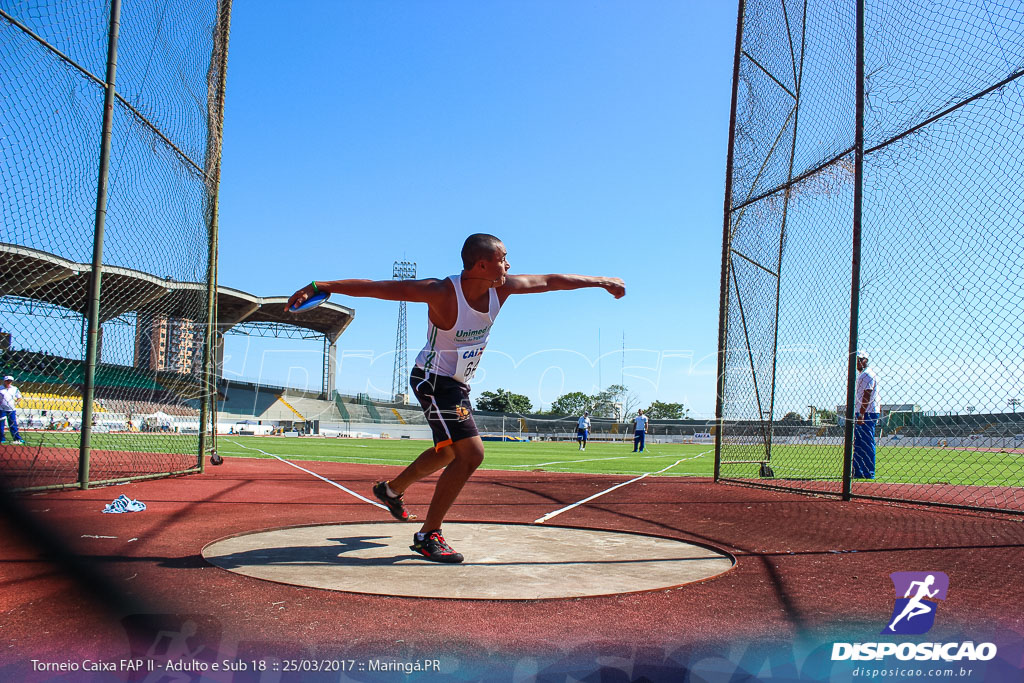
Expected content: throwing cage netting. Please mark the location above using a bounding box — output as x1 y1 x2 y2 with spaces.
0 0 231 490
716 0 1024 513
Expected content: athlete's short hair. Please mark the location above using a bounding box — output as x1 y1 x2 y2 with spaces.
461 233 503 270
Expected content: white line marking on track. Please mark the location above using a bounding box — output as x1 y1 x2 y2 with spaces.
225 440 387 511
508 447 704 469
512 456 631 467
533 449 712 524
216 449 408 464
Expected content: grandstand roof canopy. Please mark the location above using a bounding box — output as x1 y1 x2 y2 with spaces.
0 243 354 341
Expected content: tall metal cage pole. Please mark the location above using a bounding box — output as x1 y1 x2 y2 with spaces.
714 0 747 482
79 0 122 489
391 261 416 401
764 2 808 475
841 0 867 500
199 0 233 471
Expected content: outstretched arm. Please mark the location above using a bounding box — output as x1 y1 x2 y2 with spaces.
285 278 448 312
498 274 625 304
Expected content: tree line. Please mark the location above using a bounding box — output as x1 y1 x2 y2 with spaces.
475 384 689 420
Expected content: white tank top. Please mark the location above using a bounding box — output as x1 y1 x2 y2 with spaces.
414 274 500 383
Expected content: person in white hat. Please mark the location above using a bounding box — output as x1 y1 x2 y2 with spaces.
853 351 879 478
0 375 25 445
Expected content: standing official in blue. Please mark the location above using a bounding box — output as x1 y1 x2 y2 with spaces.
576 411 591 451
0 375 24 445
287 234 625 563
632 409 649 452
853 351 880 479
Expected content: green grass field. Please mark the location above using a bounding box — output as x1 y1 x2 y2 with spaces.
215 436 718 478
216 436 1023 486
719 443 1023 487
15 432 1022 486
17 430 199 454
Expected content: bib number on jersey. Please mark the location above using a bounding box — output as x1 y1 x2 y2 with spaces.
454 344 485 383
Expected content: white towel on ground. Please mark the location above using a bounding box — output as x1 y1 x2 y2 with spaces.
102 494 146 513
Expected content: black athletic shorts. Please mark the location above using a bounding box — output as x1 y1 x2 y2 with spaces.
410 366 479 448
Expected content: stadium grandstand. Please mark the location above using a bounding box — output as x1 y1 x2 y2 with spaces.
0 243 353 442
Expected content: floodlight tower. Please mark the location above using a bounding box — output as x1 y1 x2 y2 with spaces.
392 260 416 401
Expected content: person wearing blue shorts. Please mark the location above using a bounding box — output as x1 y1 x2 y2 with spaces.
287 234 625 563
632 409 648 452
576 411 591 450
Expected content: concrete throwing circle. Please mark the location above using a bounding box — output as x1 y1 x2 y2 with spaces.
202 521 734 600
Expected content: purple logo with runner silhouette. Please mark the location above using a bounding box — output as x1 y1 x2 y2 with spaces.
882 572 949 635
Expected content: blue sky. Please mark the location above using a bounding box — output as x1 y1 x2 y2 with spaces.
216 1 739 417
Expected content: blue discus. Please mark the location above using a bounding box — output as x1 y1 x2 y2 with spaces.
289 290 329 312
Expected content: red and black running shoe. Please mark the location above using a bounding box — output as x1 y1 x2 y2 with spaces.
373 481 413 521
410 529 464 564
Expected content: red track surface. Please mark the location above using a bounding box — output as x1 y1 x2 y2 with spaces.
2 455 1023 679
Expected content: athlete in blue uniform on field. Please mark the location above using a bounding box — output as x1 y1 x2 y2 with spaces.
287 234 624 563
576 411 591 451
632 409 648 452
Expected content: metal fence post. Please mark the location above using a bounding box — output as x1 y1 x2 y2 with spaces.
715 0 747 482
79 0 122 490
199 0 233 470
842 0 867 500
